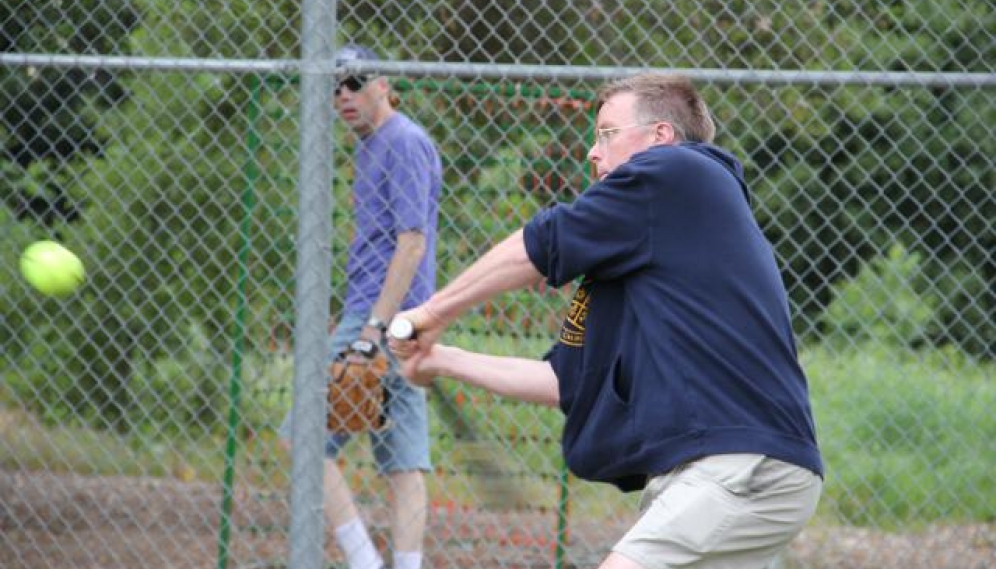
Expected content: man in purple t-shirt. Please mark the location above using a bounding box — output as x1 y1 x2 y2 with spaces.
281 44 441 569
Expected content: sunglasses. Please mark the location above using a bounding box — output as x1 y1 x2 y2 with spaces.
334 75 369 96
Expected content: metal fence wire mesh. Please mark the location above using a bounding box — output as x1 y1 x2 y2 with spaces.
2 1 995 568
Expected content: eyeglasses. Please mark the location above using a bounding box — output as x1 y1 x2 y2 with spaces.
595 120 663 147
334 75 369 96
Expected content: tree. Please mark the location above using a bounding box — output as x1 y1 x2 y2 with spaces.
0 0 138 225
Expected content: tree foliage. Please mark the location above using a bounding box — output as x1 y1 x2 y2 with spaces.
2 0 993 433
0 0 139 225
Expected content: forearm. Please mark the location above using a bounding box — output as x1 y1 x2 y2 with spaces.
370 231 426 323
427 229 543 324
425 345 559 407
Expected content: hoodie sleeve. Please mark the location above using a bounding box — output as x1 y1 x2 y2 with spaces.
524 160 652 287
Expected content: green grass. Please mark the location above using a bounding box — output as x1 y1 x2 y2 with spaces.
0 404 222 480
805 344 996 528
3 335 994 529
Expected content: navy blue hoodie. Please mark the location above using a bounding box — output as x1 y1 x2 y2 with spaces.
523 143 823 492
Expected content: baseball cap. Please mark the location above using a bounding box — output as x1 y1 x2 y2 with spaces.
335 44 380 66
333 45 381 96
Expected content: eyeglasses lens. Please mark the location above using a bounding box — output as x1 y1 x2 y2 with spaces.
334 76 368 96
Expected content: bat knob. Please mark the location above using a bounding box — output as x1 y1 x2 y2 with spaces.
388 317 415 340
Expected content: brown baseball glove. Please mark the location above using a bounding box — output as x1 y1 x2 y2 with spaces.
327 339 391 433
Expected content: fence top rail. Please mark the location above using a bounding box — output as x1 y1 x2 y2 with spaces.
3 52 995 88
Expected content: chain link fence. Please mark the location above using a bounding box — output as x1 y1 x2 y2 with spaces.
2 1 994 568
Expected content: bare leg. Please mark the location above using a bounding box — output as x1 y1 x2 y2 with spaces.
598 552 650 569
324 458 361 528
386 469 427 552
278 437 361 527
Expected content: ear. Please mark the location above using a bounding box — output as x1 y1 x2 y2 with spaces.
654 122 677 144
372 76 391 95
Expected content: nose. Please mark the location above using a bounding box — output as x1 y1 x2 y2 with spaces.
586 142 601 168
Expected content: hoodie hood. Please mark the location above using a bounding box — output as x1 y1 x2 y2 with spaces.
680 142 752 205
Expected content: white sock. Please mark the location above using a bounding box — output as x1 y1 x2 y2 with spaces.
334 519 383 569
392 551 422 569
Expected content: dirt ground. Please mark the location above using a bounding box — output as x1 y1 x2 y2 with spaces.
1 469 993 569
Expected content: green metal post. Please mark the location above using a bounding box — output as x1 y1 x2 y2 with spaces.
215 73 263 569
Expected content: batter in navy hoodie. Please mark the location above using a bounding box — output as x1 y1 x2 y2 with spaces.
523 142 823 492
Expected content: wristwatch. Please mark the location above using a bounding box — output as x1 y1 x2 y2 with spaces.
366 316 388 334
350 339 378 358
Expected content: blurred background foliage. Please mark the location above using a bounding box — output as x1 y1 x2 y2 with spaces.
1 0 993 446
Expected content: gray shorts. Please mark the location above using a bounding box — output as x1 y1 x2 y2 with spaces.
613 454 822 569
279 312 432 474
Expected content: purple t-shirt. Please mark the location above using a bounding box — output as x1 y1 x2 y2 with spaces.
344 113 442 312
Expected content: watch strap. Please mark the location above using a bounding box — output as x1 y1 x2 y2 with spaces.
366 316 388 333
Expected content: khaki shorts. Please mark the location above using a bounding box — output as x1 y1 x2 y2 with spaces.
612 454 822 569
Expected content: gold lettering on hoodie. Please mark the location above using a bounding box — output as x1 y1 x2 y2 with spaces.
560 280 591 347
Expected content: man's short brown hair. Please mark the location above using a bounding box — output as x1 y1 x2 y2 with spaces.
596 73 716 143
